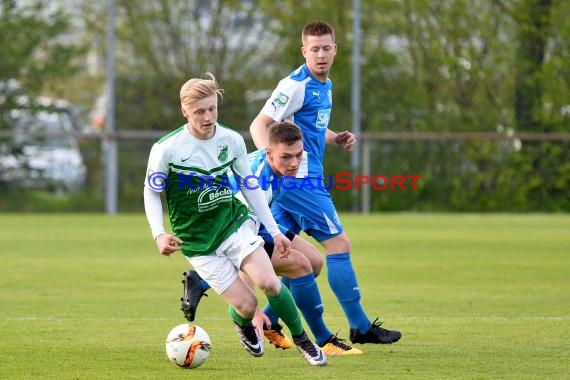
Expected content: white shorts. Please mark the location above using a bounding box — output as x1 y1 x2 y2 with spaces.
185 219 264 294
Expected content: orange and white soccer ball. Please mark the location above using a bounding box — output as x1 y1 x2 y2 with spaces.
165 323 211 368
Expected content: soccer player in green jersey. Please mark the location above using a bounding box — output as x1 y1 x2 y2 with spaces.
143 73 326 366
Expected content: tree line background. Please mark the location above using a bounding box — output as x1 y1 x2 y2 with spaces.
1 0 568 212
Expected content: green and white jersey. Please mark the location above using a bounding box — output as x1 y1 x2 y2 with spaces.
145 123 250 256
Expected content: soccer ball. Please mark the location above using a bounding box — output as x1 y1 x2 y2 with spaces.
165 323 211 368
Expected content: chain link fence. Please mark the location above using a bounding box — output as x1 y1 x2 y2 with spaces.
1 129 568 213
329 133 570 213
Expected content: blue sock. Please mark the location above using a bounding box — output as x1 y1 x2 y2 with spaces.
326 253 370 333
199 279 210 291
263 276 290 327
289 273 332 346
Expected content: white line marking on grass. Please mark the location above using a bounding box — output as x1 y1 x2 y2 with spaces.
5 317 173 321
5 316 569 322
395 316 570 321
322 316 570 322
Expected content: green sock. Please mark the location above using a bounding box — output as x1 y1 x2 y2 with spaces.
228 305 253 326
267 285 303 336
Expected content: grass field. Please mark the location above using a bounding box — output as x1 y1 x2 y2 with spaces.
0 213 569 379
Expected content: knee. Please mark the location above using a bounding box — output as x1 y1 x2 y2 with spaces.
297 240 323 277
283 252 313 278
304 244 323 276
311 255 324 277
257 275 281 297
273 249 314 278
325 234 351 253
337 234 351 252
232 296 258 317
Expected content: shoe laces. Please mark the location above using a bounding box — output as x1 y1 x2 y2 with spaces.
370 317 394 338
297 338 319 358
371 317 384 326
238 323 259 344
328 334 352 351
264 326 287 342
370 317 385 330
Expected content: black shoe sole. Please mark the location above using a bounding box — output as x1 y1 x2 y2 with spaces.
181 271 207 322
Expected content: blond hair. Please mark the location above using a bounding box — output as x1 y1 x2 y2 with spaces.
179 72 224 107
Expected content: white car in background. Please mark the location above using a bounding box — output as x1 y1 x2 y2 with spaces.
0 96 87 193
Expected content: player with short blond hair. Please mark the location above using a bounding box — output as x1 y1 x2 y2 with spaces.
144 73 326 366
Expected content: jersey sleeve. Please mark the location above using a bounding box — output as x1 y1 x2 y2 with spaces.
144 142 170 192
260 78 305 122
230 135 251 179
143 186 165 239
231 135 280 237
143 142 169 239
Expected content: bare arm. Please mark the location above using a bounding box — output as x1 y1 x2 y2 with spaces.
250 113 277 149
325 129 338 145
326 129 357 151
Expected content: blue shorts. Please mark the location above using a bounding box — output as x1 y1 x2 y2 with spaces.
271 177 344 243
259 224 295 257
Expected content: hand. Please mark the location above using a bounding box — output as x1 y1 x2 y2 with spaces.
335 131 357 151
273 233 291 259
155 234 183 256
253 307 271 339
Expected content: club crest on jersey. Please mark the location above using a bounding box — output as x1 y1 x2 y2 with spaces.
217 144 229 162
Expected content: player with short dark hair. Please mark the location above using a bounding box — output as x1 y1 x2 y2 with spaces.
183 120 363 356
249 21 401 345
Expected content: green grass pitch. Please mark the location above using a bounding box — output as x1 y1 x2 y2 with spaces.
0 213 568 379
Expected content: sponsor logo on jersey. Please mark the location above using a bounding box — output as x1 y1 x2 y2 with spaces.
197 187 232 212
271 92 289 111
316 109 331 129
